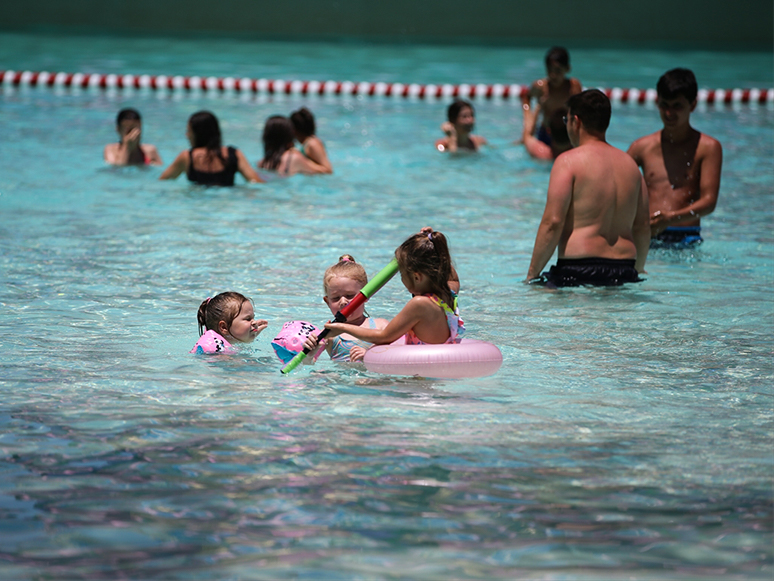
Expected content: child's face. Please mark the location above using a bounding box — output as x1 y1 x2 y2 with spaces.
657 95 695 128
227 301 262 343
454 106 475 133
324 276 364 321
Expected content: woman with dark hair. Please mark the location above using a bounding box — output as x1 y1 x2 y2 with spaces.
289 107 332 173
160 110 262 185
258 115 329 177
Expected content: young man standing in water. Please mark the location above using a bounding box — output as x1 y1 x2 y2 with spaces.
627 68 723 247
522 46 583 149
526 90 650 287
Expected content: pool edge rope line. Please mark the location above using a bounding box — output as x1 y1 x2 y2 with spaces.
1 70 773 106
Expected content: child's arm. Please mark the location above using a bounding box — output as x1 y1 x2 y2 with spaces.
235 149 264 183
325 297 429 345
159 151 188 180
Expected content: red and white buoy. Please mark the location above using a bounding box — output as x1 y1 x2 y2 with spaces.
1 70 772 105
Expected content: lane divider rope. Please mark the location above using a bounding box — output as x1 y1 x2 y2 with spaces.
2 70 773 105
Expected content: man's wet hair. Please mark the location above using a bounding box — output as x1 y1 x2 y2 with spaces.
566 89 611 135
116 108 141 125
545 46 570 69
447 99 474 123
657 68 698 103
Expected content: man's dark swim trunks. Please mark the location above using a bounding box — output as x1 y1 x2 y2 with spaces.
651 226 703 248
540 257 642 288
537 125 552 147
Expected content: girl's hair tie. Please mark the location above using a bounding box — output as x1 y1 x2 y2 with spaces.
427 232 433 241
205 297 212 304
339 254 355 263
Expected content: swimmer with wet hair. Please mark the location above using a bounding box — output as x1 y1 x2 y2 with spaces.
527 89 650 287
160 110 262 185
290 107 333 173
190 291 268 354
104 108 162 166
302 254 390 363
627 68 723 247
259 115 330 177
436 99 487 153
522 47 583 149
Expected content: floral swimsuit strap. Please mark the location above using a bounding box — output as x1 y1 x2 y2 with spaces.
425 292 465 343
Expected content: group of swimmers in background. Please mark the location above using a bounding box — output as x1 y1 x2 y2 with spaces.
104 106 332 186
101 46 724 356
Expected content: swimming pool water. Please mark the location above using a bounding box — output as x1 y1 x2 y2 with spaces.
0 32 772 579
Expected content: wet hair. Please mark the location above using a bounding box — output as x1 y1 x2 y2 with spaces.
396 231 454 307
290 107 316 140
197 292 250 336
447 99 474 123
323 255 368 295
261 115 295 171
188 110 225 164
116 108 141 125
657 68 698 103
548 106 570 146
545 46 570 69
566 89 611 135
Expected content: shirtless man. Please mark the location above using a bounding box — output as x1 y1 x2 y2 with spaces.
526 89 650 287
104 108 162 166
522 47 582 149
436 99 487 153
628 68 722 247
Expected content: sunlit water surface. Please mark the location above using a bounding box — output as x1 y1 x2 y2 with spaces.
0 32 772 579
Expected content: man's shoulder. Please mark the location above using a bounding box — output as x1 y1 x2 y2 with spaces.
697 131 722 154
629 131 660 149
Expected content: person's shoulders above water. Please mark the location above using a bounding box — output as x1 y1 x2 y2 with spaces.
140 144 163 165
627 130 661 163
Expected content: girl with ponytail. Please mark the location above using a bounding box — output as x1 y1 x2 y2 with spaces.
321 228 464 346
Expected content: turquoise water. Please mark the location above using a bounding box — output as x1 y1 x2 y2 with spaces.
1 32 773 579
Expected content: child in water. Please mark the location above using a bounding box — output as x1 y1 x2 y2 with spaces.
191 292 268 354
290 107 333 173
436 100 487 153
104 108 162 166
318 230 464 347
305 255 389 363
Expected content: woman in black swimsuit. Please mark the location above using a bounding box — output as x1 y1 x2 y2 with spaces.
160 111 262 186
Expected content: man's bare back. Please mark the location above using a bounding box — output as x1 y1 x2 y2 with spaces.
527 89 649 285
556 141 645 261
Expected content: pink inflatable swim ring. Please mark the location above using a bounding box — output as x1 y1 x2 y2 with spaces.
363 338 502 378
